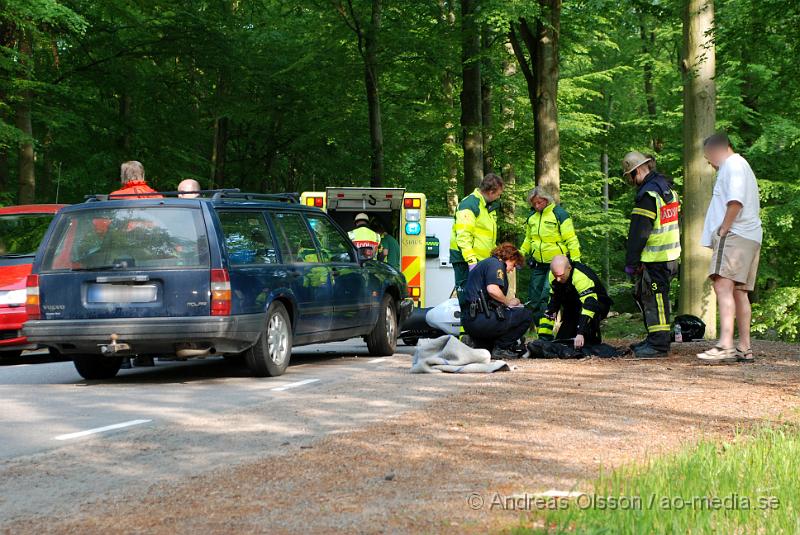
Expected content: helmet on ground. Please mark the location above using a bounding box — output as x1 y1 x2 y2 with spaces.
622 151 652 177
673 314 706 341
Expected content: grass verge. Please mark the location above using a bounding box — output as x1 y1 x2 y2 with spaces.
514 425 800 534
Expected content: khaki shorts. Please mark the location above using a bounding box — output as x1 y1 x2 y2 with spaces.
709 231 761 291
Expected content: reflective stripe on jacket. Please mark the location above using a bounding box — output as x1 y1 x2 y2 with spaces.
519 203 581 264
449 188 497 265
348 226 382 257
639 190 681 263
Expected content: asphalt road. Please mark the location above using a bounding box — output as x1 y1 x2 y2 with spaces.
0 340 480 524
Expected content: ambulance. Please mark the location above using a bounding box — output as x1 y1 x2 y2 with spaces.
301 188 433 307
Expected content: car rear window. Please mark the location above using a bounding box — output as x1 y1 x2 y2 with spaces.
0 213 55 257
40 207 210 271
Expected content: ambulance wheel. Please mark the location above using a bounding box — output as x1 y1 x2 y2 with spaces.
245 301 292 377
73 355 123 380
367 295 397 356
402 337 419 346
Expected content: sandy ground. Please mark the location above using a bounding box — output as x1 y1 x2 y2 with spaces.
4 340 800 534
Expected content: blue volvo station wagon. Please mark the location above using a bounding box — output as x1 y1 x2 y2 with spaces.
23 191 412 380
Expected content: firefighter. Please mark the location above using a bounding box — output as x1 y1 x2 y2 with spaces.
449 173 504 306
461 243 532 359
519 186 582 328
623 151 681 359
537 256 611 349
347 213 382 259
110 161 162 199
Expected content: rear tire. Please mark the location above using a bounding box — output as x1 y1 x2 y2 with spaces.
73 355 123 380
366 295 398 356
244 301 292 377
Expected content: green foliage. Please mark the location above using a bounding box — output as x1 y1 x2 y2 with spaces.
752 288 800 342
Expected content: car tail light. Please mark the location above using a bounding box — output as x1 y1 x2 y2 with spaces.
404 198 421 209
210 269 231 316
314 197 323 207
26 275 40 320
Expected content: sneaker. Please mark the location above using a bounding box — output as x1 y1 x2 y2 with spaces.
736 347 754 363
633 344 668 359
696 346 737 364
492 347 519 360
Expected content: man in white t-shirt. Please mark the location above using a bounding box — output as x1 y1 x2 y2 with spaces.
697 133 762 364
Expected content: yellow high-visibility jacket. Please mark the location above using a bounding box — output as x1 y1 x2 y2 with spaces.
520 203 581 264
449 188 498 265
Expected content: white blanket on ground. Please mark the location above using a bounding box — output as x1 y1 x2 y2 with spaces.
410 335 510 373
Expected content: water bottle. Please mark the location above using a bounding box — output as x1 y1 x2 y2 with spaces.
674 324 683 343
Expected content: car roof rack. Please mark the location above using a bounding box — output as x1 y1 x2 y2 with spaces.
212 190 299 203
83 189 299 203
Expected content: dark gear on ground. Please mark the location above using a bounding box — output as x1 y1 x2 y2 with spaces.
461 256 533 353
526 339 625 359
537 262 612 345
672 314 706 342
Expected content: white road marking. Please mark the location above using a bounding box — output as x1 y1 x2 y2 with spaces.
270 378 320 392
54 419 152 441
368 358 386 364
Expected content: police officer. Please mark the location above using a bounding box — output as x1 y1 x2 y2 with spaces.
348 213 382 259
623 152 681 358
461 243 533 360
519 186 582 327
450 173 504 305
537 256 612 349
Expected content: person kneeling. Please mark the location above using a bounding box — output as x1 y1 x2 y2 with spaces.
538 256 612 350
461 243 533 360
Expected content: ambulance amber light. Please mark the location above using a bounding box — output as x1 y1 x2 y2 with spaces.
408 287 421 298
405 222 421 235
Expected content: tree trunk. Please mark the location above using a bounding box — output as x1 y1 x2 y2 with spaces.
460 0 483 195
210 116 229 189
680 0 717 338
16 30 35 204
499 48 517 243
118 93 132 153
439 1 459 213
601 91 612 289
534 0 561 201
507 1 561 201
363 0 383 186
639 11 662 152
481 24 493 175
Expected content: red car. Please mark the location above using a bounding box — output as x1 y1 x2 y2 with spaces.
0 204 66 358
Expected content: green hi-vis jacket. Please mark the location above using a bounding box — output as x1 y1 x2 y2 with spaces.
449 189 498 265
537 262 610 339
519 203 581 264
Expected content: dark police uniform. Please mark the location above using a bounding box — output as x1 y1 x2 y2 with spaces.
537 262 612 344
626 171 681 354
461 256 533 350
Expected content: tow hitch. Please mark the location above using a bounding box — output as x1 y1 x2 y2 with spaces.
99 333 132 355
